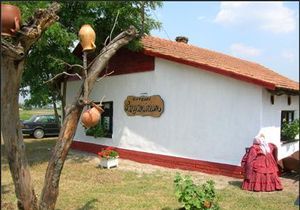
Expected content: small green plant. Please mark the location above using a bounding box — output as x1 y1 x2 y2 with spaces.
85 119 108 138
174 173 220 210
281 119 299 142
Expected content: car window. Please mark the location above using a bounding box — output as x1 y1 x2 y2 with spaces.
47 116 57 123
28 115 37 122
34 116 48 123
48 116 61 123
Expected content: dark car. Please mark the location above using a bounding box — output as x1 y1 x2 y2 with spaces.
21 115 60 138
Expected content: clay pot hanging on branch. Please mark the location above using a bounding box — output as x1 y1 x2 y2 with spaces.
1 4 22 37
78 24 96 52
81 104 104 128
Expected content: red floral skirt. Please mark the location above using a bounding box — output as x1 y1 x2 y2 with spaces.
242 171 283 192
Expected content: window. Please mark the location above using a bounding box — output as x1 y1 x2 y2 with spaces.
85 101 113 138
280 110 294 140
34 116 48 123
281 111 294 125
101 101 113 137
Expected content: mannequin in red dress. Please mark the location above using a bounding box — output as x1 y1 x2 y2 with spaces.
241 133 283 192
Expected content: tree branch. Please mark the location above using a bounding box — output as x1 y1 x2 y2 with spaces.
39 26 138 209
96 70 114 82
44 72 82 84
1 2 61 61
109 11 120 43
87 26 138 80
1 3 61 210
49 55 84 70
17 2 61 53
1 39 25 60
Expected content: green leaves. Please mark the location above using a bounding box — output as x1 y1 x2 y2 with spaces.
85 120 108 138
174 173 220 210
4 1 50 22
18 2 162 108
281 119 299 142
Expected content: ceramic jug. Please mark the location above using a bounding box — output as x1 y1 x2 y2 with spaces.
1 4 21 36
81 105 104 128
78 24 96 52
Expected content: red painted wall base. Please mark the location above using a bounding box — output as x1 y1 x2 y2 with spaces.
71 140 243 179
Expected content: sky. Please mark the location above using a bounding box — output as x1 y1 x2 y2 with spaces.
150 1 299 82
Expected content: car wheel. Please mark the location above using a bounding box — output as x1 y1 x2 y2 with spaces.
33 129 44 139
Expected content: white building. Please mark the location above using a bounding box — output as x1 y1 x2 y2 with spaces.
67 36 299 178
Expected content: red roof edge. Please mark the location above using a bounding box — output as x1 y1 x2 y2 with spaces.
143 49 276 90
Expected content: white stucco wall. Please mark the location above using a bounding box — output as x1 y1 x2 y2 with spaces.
67 58 271 166
260 89 299 160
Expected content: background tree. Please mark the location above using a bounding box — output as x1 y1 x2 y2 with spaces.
1 1 161 209
16 1 162 120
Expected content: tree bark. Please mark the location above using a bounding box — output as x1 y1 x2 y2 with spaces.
1 2 137 209
1 3 60 210
39 26 138 209
1 57 38 210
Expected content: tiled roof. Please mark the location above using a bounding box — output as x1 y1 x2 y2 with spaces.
141 36 299 92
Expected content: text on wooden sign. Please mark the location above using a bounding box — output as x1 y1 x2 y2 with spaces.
124 95 164 117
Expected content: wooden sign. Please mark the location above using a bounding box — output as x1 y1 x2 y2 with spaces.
124 95 164 117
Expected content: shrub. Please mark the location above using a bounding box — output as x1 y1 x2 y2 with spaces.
85 119 108 138
174 173 220 210
281 119 299 142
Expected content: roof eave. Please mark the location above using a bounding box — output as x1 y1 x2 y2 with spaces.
268 87 300 96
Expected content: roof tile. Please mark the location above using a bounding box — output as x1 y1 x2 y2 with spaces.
141 36 299 91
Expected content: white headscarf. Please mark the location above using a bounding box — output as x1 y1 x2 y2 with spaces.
253 133 270 154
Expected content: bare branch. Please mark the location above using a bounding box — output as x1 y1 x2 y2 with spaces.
49 55 84 70
96 70 114 82
44 72 82 84
87 26 138 84
17 2 61 53
99 95 106 105
103 11 120 47
110 11 120 42
39 26 138 209
87 26 138 71
103 35 110 47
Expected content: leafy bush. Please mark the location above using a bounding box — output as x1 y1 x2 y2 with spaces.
281 119 299 142
174 173 220 210
85 119 108 138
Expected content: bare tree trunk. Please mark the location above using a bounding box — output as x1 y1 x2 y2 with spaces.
1 3 60 210
1 57 38 210
39 26 138 210
1 2 137 209
39 102 83 210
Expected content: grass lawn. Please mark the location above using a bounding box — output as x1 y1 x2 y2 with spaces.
1 138 299 210
19 108 56 121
